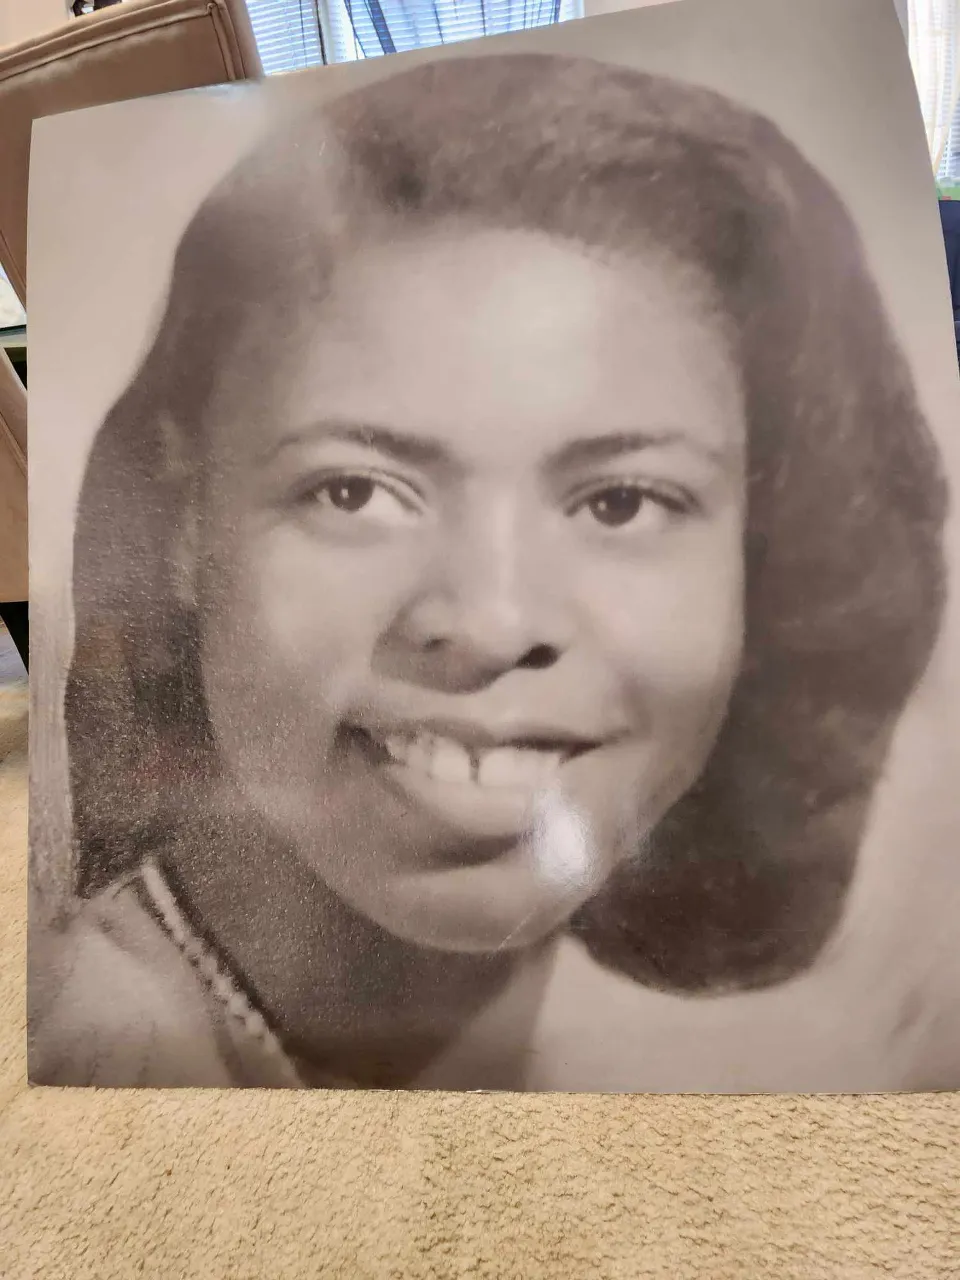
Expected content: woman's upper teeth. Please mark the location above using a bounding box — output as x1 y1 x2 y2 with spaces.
382 732 567 789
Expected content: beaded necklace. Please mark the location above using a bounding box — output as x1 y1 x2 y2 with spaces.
137 859 305 1088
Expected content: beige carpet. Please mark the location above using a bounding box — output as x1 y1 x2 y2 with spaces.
2 675 959 1277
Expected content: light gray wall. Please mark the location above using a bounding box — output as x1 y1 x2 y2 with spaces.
583 0 911 42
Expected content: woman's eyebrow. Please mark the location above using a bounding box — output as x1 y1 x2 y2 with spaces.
548 429 732 472
262 421 452 469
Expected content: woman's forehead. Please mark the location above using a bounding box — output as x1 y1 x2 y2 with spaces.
205 224 745 474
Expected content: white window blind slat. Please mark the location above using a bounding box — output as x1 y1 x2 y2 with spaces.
245 0 581 75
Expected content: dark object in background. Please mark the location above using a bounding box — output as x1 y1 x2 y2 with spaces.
0 601 27 670
72 1 123 14
938 199 960 365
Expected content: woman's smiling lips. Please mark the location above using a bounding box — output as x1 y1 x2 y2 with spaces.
343 716 613 840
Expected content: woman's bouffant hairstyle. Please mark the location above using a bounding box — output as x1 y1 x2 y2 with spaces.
64 53 948 994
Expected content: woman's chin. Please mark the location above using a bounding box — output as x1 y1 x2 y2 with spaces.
340 817 611 954
369 877 577 954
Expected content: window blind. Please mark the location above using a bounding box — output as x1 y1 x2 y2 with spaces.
909 0 960 179
245 0 581 74
245 0 325 74
0 264 26 331
322 0 582 64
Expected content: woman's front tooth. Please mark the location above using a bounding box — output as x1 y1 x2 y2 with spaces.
406 735 433 775
478 747 529 783
516 750 550 790
539 752 564 786
429 737 473 783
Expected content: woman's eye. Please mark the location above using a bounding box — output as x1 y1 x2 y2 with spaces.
585 486 646 528
323 477 376 513
571 484 686 531
304 474 422 528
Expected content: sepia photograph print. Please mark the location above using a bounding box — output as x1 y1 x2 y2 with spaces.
26 0 960 1090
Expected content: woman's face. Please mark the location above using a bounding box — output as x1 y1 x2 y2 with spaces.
192 225 747 952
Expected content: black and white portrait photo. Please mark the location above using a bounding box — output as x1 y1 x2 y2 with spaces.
26 0 960 1091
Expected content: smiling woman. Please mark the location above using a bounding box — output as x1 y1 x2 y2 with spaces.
190 225 746 957
29 52 948 1090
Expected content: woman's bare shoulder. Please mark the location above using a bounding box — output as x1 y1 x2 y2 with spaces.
28 876 232 1087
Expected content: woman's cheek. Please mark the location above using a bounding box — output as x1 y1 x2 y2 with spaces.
586 538 743 711
237 530 425 716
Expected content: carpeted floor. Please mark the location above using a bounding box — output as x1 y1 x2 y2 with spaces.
1 632 958 1278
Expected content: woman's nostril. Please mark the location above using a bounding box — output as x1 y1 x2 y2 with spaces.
519 644 560 671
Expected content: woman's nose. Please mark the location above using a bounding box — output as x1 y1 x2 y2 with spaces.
373 512 572 694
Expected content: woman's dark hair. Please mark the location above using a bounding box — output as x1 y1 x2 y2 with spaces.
65 53 948 994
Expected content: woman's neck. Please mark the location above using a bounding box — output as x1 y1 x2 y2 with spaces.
165 799 539 1087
